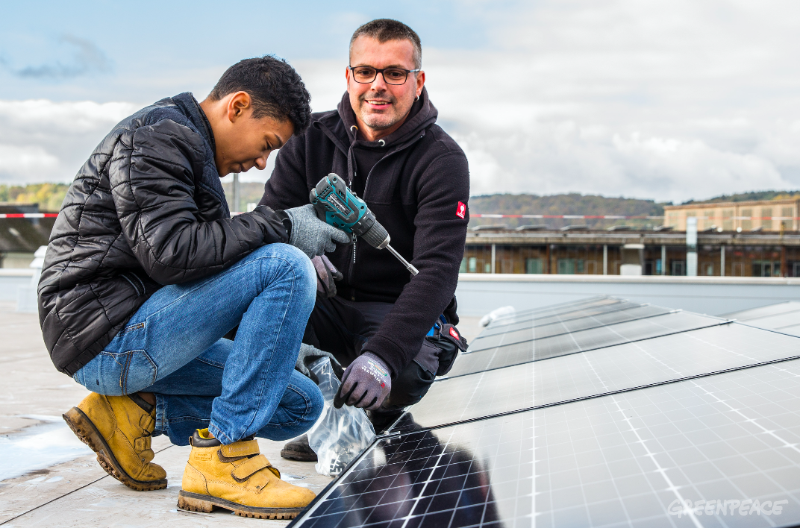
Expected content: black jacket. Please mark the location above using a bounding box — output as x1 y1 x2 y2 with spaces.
39 93 288 375
260 89 469 376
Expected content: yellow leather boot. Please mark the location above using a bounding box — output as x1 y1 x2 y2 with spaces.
63 393 167 491
178 429 316 519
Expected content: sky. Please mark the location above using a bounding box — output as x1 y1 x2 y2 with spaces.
1 0 800 203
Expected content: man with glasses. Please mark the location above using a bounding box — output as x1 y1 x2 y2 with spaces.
260 19 470 461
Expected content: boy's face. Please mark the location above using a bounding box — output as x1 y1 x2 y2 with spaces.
212 93 294 176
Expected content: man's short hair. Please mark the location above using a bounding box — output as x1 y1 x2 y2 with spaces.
208 56 312 135
350 19 422 69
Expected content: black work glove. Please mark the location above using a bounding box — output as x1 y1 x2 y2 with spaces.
333 352 391 411
295 343 344 384
285 204 351 258
312 255 343 298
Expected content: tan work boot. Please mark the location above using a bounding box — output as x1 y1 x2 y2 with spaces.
178 429 316 519
63 393 167 491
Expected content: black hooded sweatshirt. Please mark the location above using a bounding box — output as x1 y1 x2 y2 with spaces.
260 89 470 377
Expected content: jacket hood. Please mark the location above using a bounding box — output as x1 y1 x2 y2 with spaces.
332 87 438 151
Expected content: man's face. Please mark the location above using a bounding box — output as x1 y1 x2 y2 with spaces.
347 36 425 141
214 100 294 176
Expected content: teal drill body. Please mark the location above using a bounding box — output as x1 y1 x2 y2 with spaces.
309 173 419 276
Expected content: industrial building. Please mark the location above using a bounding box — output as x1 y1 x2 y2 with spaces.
462 227 800 277
663 197 800 232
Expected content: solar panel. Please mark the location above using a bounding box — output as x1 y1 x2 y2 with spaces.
451 312 726 376
482 298 624 328
736 311 800 331
478 300 642 337
770 324 800 337
469 304 671 352
292 356 800 528
725 301 800 321
289 295 800 528
489 295 612 321
393 323 800 434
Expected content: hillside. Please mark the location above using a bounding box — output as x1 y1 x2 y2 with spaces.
468 193 666 229
682 190 800 204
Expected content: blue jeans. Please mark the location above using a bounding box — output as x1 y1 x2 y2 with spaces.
73 243 323 446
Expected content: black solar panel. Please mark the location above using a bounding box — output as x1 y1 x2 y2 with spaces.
394 322 800 434
451 312 726 376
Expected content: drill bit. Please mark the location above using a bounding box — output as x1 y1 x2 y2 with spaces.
386 244 419 276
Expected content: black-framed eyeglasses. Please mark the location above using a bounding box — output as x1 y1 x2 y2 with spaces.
348 65 421 85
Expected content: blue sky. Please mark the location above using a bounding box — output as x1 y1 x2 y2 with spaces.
2 0 800 203
0 0 495 102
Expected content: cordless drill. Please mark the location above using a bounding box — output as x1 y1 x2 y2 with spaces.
310 174 419 276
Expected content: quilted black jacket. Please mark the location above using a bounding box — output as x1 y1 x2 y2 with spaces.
38 93 288 375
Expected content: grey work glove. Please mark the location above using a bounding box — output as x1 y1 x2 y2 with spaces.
285 204 351 258
333 352 392 411
295 343 344 384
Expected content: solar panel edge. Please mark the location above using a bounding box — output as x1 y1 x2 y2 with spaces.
388 350 800 436
468 307 682 352
288 437 383 526
455 318 734 376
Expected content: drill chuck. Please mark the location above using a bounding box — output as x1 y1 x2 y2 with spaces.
352 210 390 249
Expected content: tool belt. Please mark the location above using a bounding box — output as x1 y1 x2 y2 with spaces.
424 321 468 377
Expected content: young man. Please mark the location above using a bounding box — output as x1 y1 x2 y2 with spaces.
259 20 470 459
38 56 349 519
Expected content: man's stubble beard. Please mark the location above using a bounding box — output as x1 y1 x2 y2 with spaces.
358 92 408 132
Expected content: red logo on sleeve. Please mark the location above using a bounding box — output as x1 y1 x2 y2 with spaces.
449 327 460 340
456 201 466 219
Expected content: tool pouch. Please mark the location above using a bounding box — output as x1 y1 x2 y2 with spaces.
424 323 468 377
312 255 343 298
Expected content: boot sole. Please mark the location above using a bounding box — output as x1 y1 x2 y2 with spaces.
178 490 305 519
63 406 167 492
280 447 318 462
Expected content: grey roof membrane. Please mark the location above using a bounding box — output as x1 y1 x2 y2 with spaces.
288 297 800 528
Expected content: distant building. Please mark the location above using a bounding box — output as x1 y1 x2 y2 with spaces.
663 198 800 232
463 227 800 277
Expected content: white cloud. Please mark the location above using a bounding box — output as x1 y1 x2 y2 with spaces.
0 100 138 183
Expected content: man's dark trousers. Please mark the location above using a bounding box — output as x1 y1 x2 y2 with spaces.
302 295 443 416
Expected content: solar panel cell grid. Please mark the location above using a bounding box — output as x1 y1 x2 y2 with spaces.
533 359 800 527
295 412 534 528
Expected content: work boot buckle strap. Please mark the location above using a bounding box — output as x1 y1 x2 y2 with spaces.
133 436 152 454
139 413 155 431
218 439 260 461
231 454 280 482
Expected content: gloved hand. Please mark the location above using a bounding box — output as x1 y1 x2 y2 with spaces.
285 204 351 258
295 343 343 384
333 352 391 411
